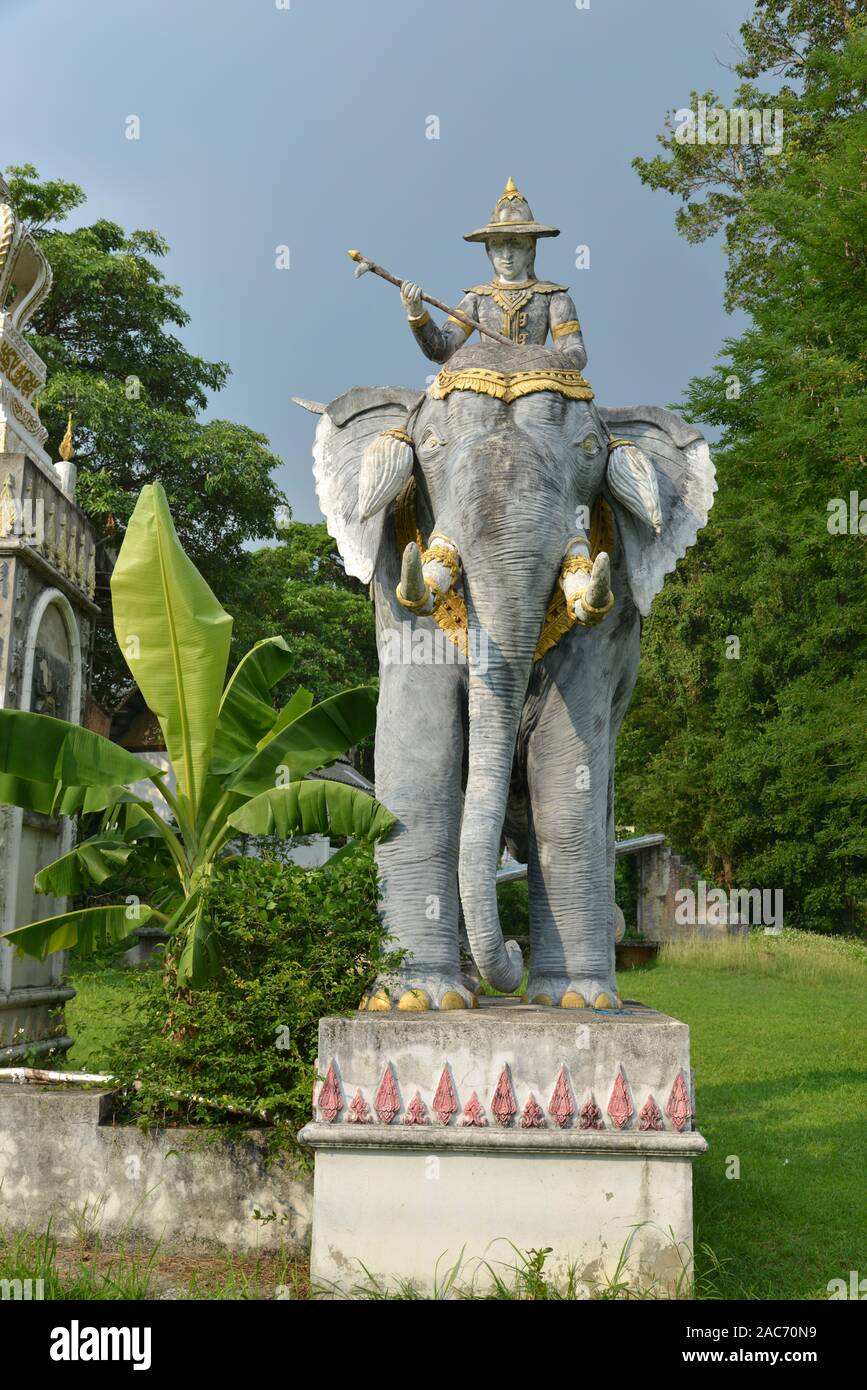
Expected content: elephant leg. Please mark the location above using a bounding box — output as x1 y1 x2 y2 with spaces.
367 649 473 1012
523 624 637 1009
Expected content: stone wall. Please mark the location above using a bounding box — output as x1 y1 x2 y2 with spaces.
0 1086 312 1253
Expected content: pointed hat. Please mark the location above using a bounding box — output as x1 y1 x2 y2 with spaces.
463 177 560 243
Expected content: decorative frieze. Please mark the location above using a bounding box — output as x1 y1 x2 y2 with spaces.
315 1055 694 1134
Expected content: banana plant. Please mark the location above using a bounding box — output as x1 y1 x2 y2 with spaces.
0 482 393 986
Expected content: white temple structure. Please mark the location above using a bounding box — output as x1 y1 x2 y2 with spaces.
0 171 98 1059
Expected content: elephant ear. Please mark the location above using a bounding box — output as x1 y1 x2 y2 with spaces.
599 405 716 616
310 386 424 584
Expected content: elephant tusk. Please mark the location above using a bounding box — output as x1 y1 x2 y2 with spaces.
581 551 613 620
396 541 434 614
560 540 614 626
397 536 461 616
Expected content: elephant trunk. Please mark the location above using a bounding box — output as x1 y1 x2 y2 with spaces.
458 650 529 992
457 533 556 994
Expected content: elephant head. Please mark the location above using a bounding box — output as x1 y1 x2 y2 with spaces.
300 344 715 997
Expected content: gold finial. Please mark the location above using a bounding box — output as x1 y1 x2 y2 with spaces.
500 176 522 202
59 413 74 462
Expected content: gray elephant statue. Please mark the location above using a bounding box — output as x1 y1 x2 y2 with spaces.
298 341 715 1011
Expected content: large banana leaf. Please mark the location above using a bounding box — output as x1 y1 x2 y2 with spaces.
0 773 67 815
111 482 233 820
211 637 296 775
225 686 378 797
0 774 148 818
34 836 136 896
4 903 154 960
265 686 313 746
0 710 161 789
227 779 395 842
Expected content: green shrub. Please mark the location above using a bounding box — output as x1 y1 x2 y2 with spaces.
497 879 529 940
107 850 401 1150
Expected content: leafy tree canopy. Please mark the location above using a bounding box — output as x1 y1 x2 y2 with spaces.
5 165 286 706
621 3 866 934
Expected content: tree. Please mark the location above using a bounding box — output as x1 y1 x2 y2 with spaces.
231 521 378 703
620 3 866 934
4 165 286 708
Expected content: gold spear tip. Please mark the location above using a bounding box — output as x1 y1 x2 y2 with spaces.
348 248 361 261
59 412 74 462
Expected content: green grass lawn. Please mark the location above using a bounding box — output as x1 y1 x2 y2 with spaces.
42 929 867 1299
625 931 867 1299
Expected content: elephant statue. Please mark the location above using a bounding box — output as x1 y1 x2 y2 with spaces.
298 341 715 1011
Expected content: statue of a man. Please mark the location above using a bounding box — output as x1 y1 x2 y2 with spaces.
399 177 586 367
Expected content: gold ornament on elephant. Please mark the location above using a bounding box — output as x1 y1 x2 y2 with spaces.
392 478 614 662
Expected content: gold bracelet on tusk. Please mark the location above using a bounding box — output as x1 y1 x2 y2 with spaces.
561 553 594 578
579 590 615 624
395 584 432 614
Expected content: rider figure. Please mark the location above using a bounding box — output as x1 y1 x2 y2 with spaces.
400 177 587 368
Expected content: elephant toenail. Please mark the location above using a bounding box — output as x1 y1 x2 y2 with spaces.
594 992 613 1009
440 991 467 1010
532 993 554 1006
561 991 587 1008
397 989 431 1012
367 989 392 1011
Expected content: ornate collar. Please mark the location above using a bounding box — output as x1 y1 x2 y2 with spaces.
466 279 567 295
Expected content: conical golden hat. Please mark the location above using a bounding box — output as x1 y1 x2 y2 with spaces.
463 177 560 243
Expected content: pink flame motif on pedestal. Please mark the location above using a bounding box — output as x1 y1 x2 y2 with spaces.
579 1095 603 1130
461 1092 487 1127
665 1070 693 1131
347 1089 370 1124
432 1066 458 1125
548 1066 575 1128
404 1092 429 1126
521 1093 545 1129
607 1068 633 1130
318 1062 343 1123
491 1066 517 1127
374 1063 400 1124
638 1095 663 1131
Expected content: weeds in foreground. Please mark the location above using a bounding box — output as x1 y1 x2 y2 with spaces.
311 1228 730 1301
0 1227 307 1300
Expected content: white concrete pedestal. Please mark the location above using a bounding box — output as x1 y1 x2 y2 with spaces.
299 999 706 1296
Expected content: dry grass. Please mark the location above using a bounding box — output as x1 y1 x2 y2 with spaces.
657 926 866 989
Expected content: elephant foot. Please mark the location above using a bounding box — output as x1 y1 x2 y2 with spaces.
359 972 478 1013
523 975 622 1010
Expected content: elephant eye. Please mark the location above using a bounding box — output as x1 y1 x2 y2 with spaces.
419 428 444 452
580 433 600 456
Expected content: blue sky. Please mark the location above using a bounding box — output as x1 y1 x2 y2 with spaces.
4 0 754 522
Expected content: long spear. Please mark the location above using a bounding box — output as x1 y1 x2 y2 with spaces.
348 248 514 348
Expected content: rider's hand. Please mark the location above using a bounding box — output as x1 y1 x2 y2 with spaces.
400 281 425 320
